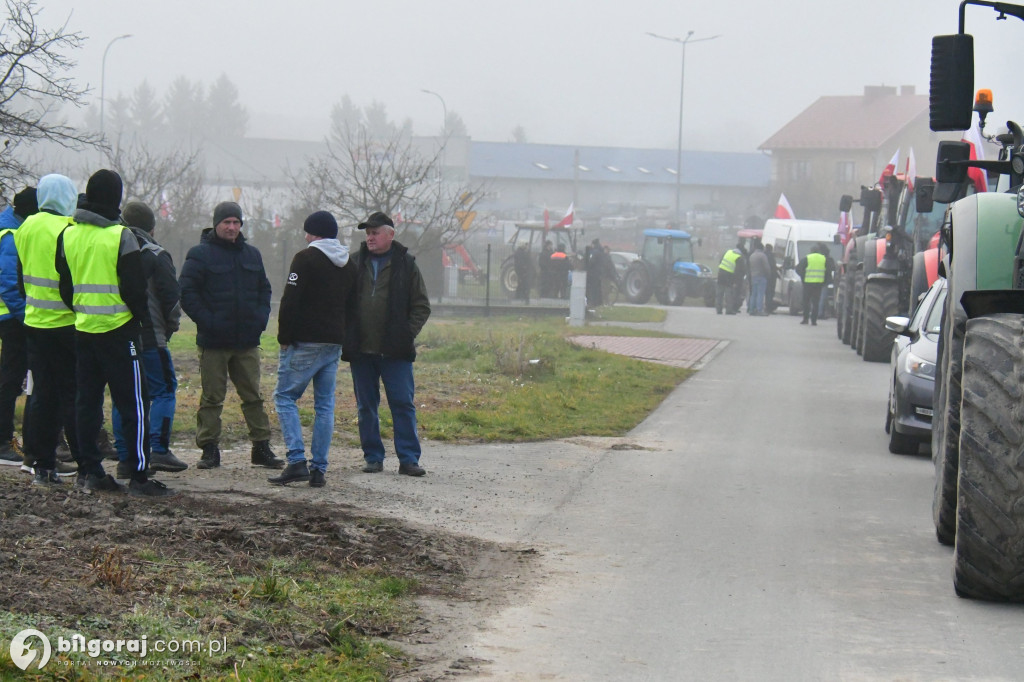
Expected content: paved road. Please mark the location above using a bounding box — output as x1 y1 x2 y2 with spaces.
355 305 1024 680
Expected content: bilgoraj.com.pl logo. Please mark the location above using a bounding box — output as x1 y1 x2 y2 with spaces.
9 629 51 671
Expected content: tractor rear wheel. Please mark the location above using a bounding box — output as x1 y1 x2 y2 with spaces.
933 296 965 547
953 314 1024 601
623 263 653 304
862 279 899 363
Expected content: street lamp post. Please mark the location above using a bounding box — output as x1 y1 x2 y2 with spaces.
100 33 133 137
647 30 720 226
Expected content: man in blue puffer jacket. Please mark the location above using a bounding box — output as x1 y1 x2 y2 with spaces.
0 188 36 465
178 201 283 470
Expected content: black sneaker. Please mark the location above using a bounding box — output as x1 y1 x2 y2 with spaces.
77 473 124 494
149 450 188 473
268 460 310 485
362 461 383 473
31 469 62 486
128 478 177 498
309 469 325 488
0 443 20 466
398 462 426 477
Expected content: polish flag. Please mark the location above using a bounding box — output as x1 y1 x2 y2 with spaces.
906 148 917 191
159 190 172 220
878 148 900 186
962 124 988 192
272 212 282 228
555 202 574 228
774 193 795 219
837 209 851 244
393 207 404 224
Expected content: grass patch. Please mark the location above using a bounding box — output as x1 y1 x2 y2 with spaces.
161 311 691 446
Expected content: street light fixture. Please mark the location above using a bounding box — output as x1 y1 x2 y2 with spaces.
647 30 720 226
100 33 133 137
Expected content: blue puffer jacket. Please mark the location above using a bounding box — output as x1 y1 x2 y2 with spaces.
0 207 25 321
178 228 271 349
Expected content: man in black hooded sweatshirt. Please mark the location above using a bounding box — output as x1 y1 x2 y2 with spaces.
55 169 175 497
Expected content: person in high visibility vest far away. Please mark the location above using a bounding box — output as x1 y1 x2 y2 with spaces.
796 243 830 326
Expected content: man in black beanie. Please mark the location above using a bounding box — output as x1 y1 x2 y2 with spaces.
268 211 355 488
56 169 175 497
109 201 187 477
179 200 283 470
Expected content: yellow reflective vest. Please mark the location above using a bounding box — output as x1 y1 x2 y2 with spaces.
15 212 75 329
804 252 826 284
61 223 133 333
719 249 741 274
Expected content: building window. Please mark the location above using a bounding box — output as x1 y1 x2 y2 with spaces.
835 161 856 183
785 160 811 181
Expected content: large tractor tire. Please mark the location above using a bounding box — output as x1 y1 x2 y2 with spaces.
932 296 966 547
850 270 865 351
953 314 1024 601
861 279 899 363
841 271 856 345
665 277 686 306
623 263 653 304
500 260 517 295
835 277 847 341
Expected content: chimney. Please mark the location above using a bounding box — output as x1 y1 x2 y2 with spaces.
864 85 898 99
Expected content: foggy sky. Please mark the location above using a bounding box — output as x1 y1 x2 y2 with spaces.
33 0 1024 153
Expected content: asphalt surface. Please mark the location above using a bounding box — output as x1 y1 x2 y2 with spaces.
349 305 1024 681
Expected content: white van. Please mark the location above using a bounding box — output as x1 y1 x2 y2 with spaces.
761 218 842 314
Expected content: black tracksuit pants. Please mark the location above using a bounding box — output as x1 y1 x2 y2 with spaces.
0 317 28 443
75 326 149 480
24 325 79 470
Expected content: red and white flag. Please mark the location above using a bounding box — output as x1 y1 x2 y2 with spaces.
906 148 917 191
962 123 988 192
555 202 574 228
159 190 172 220
837 209 851 244
773 193 795 219
878 148 900 186
272 212 282 228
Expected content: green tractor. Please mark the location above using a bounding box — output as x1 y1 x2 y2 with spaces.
622 229 715 306
928 0 1024 601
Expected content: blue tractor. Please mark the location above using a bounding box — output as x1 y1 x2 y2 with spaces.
622 229 716 306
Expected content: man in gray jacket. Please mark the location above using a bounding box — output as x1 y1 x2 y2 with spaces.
111 201 187 475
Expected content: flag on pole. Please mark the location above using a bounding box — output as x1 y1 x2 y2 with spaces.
774 193 795 219
272 212 282 228
159 190 172 220
878 148 900 186
554 202 574 228
906 148 917 191
962 123 988 192
393 207 404 224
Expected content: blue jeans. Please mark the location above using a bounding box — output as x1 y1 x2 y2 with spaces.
273 343 341 472
349 353 421 465
749 276 767 314
113 346 177 461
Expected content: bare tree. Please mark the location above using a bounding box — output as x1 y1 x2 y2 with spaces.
0 0 97 195
291 113 484 256
98 134 209 254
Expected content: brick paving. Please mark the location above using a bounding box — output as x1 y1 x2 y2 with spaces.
567 335 724 369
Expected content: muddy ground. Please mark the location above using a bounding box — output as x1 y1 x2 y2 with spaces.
0 441 542 680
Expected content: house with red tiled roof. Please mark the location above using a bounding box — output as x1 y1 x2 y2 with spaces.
759 85 955 221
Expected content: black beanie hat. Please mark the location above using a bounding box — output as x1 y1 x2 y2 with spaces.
123 201 156 232
357 211 394 230
212 201 243 227
85 169 123 215
12 187 37 219
304 210 338 239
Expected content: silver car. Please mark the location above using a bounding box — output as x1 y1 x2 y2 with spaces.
884 278 946 454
